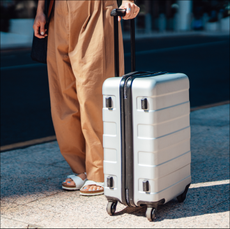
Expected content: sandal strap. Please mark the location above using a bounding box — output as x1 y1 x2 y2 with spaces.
67 174 75 178
67 174 86 189
83 180 104 188
67 172 86 179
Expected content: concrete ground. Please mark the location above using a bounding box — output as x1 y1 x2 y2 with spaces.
1 104 229 228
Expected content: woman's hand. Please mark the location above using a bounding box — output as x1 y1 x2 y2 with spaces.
118 0 140 21
33 12 47 39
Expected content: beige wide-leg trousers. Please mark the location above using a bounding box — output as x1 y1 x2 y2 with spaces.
47 0 124 182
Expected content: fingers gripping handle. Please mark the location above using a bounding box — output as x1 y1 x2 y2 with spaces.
111 9 136 77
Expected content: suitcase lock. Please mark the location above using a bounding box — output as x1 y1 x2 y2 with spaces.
141 98 148 110
105 97 113 109
107 176 114 188
143 180 150 192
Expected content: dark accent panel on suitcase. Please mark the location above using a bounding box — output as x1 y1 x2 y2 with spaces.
119 72 136 206
120 73 136 207
119 71 168 207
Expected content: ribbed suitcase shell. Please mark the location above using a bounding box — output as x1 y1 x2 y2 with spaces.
103 72 191 205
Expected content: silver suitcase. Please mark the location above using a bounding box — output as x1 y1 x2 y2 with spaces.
103 9 191 221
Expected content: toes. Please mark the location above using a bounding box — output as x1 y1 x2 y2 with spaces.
89 186 95 191
63 178 74 186
62 179 68 184
83 185 91 191
81 185 104 192
90 185 103 191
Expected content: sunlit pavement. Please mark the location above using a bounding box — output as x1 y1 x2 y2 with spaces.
1 104 229 228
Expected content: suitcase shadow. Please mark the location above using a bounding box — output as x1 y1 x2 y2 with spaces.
114 205 145 216
114 183 229 221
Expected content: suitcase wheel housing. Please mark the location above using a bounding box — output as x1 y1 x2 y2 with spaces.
106 201 117 216
146 207 156 222
177 184 190 203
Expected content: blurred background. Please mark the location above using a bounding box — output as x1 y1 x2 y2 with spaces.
1 0 229 151
1 0 230 47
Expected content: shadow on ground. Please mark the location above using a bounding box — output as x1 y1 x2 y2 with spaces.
113 183 229 221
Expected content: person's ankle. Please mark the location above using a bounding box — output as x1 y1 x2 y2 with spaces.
78 173 87 180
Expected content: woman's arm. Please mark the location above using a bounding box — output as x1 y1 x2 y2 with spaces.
118 0 140 21
33 0 47 39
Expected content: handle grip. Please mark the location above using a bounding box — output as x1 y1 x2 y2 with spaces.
111 8 126 17
111 9 136 77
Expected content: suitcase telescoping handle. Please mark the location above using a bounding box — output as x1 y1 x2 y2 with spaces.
111 9 136 77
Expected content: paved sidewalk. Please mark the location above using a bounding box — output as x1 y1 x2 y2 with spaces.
1 104 229 228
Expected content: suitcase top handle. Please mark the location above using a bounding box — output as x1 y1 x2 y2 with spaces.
111 9 136 77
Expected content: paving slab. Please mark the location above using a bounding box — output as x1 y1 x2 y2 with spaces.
0 104 229 228
1 217 31 229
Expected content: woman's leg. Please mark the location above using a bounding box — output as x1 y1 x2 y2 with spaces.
47 0 124 191
47 1 86 175
68 0 124 183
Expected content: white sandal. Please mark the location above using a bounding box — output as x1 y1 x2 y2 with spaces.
62 174 87 191
80 180 104 196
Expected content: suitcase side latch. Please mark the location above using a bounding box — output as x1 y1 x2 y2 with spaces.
143 180 150 192
105 97 113 109
107 176 114 188
141 98 148 110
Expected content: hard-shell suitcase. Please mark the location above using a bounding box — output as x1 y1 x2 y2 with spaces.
102 9 191 221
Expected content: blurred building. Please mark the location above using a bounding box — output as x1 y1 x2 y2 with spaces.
122 0 230 34
1 0 230 49
0 0 37 49
0 0 37 32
